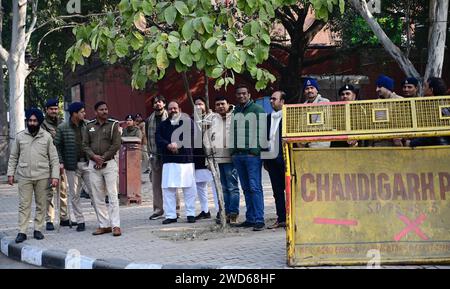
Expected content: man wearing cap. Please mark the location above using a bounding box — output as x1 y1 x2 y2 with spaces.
7 108 60 243
54 102 95 232
82 101 122 236
122 115 142 138
338 84 358 101
376 75 402 99
41 99 70 231
302 78 331 148
402 77 419 98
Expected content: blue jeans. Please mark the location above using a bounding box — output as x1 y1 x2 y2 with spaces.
232 154 264 224
218 163 240 215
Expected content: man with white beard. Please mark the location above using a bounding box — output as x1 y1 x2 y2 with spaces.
156 101 197 224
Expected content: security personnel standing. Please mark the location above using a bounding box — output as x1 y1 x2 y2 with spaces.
82 101 122 236
7 108 60 243
41 99 70 230
122 114 142 138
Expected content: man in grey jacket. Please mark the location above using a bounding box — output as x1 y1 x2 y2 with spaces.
7 108 60 243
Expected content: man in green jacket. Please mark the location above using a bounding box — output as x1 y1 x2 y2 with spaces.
230 84 267 231
54 102 95 232
41 99 70 230
7 108 60 243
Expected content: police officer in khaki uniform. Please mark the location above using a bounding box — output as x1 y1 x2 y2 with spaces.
7 108 60 243
41 99 71 230
82 101 122 236
122 114 142 138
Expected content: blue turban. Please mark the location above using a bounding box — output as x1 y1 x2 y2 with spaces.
25 108 44 124
45 98 59 108
376 75 394 91
68 102 85 115
303 77 319 91
402 77 419 87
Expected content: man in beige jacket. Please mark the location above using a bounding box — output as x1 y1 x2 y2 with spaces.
7 108 60 243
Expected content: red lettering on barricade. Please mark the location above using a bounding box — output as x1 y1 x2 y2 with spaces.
439 172 450 200
394 213 429 241
301 174 315 202
314 218 358 226
407 173 421 201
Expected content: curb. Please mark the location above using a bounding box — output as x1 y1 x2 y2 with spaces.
0 232 253 269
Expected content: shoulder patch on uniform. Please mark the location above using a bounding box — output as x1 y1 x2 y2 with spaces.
108 118 119 123
87 119 96 124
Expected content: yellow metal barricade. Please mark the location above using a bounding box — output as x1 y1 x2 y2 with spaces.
283 96 450 266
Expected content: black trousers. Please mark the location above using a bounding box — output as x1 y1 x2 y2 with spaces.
265 156 286 223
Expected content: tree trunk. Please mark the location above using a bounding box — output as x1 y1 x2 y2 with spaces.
0 0 8 174
424 0 448 81
279 43 302 103
350 0 421 80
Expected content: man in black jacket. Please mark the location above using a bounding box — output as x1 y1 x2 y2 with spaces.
156 101 197 224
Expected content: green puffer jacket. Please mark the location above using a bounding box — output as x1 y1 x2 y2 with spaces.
54 120 88 171
230 100 266 156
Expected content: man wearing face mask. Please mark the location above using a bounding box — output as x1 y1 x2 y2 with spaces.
41 99 71 231
7 108 60 243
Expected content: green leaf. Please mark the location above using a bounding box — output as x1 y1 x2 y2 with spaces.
187 0 198 10
196 56 206 70
115 38 129 57
156 1 169 11
174 1 190 15
243 36 255 47
190 40 202 54
251 21 260 35
261 34 270 45
226 33 236 45
167 42 180 58
156 49 169 70
130 32 145 50
193 18 205 35
204 37 217 49
216 45 227 64
201 16 214 34
182 20 194 40
164 6 177 25
211 67 223 78
214 78 225 90
180 45 193 66
118 0 130 13
142 0 154 15
254 45 267 63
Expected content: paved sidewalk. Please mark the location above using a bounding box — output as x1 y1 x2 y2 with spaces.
0 171 289 268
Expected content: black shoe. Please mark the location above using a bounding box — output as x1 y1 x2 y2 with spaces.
149 213 164 220
162 218 177 225
60 220 77 227
187 216 196 223
253 223 265 231
15 233 27 243
33 230 44 240
80 190 90 199
195 211 211 220
46 222 54 231
76 223 85 232
105 196 109 204
234 221 255 228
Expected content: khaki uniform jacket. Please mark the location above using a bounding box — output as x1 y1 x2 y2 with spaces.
7 128 60 180
82 118 121 161
41 116 62 139
122 126 142 138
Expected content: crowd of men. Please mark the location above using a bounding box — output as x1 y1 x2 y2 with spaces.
6 74 449 243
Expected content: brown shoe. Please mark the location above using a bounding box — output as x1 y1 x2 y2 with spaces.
92 227 112 235
112 227 122 237
267 221 286 229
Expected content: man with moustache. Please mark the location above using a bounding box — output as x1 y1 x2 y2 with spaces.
41 99 70 230
7 108 60 243
402 77 419 98
54 102 96 232
375 75 402 99
155 101 197 224
146 95 180 220
83 101 122 236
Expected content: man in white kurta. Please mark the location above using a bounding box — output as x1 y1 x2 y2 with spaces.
156 101 197 224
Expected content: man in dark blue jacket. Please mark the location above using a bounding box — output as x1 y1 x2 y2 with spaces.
156 101 197 224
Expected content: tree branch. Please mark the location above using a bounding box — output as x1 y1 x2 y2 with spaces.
269 41 292 54
25 0 38 46
275 9 295 36
282 6 296 22
267 54 286 72
37 24 77 56
304 19 326 45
